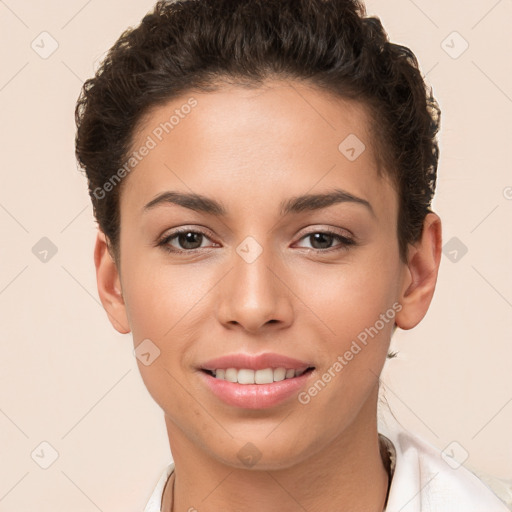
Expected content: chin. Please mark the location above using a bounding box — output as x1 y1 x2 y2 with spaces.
208 434 313 472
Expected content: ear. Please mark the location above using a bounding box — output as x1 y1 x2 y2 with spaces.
395 212 442 330
94 230 131 334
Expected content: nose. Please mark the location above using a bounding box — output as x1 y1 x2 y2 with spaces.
215 240 294 334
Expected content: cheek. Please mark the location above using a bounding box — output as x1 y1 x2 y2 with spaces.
120 261 200 410
121 255 206 341
296 268 396 422
122 270 164 342
295 250 398 390
300 255 397 332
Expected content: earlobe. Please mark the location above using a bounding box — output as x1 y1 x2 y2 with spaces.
395 213 442 331
94 230 131 334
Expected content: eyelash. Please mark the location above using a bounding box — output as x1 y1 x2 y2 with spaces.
156 227 356 254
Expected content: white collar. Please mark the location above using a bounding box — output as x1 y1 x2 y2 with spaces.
378 422 509 511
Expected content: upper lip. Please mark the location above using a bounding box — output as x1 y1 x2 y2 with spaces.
200 352 314 371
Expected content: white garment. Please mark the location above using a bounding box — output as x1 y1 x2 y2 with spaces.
380 424 510 511
144 425 510 512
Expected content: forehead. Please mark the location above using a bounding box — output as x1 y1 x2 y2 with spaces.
122 80 396 220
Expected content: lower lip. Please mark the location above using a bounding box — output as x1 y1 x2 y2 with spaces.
199 369 314 409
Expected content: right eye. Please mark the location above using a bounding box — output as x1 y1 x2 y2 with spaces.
157 228 219 253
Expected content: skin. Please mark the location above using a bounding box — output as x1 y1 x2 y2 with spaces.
94 80 442 512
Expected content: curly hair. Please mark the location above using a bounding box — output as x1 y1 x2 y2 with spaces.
75 0 440 264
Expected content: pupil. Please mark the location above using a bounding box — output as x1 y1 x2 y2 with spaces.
179 232 202 249
311 233 332 249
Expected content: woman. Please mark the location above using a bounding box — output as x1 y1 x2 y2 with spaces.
74 0 509 510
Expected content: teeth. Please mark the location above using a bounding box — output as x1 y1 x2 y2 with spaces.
272 368 286 382
211 367 309 384
255 368 273 384
225 368 237 382
238 369 256 384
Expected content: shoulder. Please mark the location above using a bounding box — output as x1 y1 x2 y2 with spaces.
380 425 510 512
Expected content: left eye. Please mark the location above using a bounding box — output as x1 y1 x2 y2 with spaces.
295 231 354 251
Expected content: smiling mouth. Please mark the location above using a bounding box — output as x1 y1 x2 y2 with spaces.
201 367 315 385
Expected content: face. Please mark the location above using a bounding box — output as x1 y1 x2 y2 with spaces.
96 80 436 470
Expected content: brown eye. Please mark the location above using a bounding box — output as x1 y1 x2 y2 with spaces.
176 231 204 250
158 228 216 253
295 230 355 252
308 232 335 250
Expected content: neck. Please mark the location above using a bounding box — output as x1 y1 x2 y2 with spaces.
162 390 389 512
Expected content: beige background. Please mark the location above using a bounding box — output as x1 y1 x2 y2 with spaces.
0 0 511 510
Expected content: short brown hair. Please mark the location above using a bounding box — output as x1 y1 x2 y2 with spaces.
75 0 441 263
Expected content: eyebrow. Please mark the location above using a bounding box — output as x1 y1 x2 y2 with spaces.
143 188 375 218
